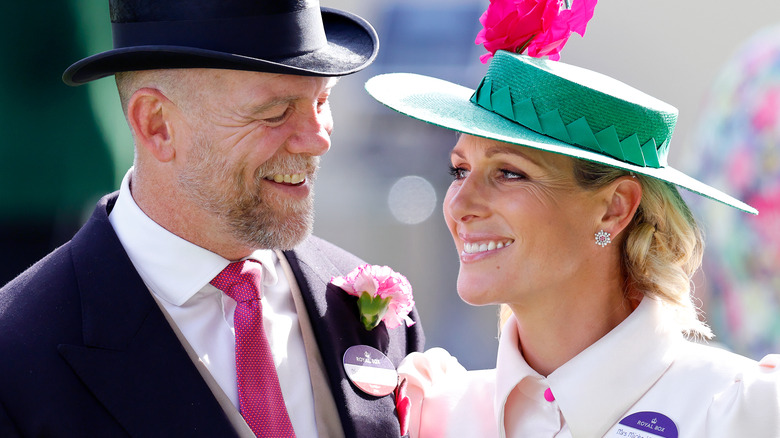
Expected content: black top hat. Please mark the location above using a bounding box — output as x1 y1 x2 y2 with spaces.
63 0 378 85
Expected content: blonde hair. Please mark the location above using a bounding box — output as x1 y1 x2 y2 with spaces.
500 158 711 338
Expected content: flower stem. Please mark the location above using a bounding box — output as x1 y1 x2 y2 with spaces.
357 291 392 331
515 34 537 54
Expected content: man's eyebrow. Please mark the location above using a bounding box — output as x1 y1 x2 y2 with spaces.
243 78 339 116
245 97 296 116
246 79 339 113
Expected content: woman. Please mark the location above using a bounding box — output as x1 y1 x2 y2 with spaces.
366 40 780 438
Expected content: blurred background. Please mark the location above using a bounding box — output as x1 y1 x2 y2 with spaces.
2 0 779 369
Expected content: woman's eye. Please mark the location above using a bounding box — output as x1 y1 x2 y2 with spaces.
500 169 526 180
448 165 468 180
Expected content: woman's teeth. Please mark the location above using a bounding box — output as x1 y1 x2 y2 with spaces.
267 174 305 184
463 240 513 254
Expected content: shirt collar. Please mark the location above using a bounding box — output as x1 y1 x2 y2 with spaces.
495 313 542 433
495 297 683 437
108 168 279 306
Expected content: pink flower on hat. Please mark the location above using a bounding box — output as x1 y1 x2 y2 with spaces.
331 264 416 331
475 0 598 63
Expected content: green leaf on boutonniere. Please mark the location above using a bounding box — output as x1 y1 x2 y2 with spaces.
357 291 392 331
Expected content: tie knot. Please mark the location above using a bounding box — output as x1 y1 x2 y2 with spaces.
210 260 263 303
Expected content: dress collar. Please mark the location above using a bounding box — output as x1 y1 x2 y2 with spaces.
495 297 683 437
108 168 278 306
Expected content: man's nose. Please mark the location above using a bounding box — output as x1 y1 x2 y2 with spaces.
285 102 333 156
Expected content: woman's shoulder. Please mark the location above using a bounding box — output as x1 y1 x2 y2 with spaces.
705 353 780 436
672 343 780 435
676 340 758 372
674 340 779 375
670 341 779 395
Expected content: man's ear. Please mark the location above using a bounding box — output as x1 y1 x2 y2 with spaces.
599 175 643 238
126 88 178 163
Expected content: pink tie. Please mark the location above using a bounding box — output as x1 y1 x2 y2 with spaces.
210 260 296 437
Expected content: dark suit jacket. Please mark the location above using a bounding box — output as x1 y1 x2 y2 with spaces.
0 193 424 437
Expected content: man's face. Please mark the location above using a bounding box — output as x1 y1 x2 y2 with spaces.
174 69 336 250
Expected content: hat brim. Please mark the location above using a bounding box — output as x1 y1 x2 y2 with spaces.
63 8 377 85
366 73 757 215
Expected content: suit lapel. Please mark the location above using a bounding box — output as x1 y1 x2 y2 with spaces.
283 238 402 438
58 194 237 437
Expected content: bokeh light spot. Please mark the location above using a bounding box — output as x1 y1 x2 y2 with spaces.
388 176 437 224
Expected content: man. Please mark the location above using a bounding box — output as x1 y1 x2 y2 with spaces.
0 1 424 437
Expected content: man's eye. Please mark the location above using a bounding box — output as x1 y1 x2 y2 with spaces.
263 108 292 124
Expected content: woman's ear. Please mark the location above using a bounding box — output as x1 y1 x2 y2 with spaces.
126 88 177 163
599 175 643 238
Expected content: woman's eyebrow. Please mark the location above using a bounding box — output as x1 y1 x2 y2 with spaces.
484 144 542 166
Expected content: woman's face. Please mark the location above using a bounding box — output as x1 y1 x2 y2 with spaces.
443 135 604 307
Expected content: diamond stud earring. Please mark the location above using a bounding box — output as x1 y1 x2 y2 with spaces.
595 230 611 247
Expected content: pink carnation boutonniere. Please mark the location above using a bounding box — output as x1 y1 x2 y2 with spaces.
475 0 598 63
331 264 416 331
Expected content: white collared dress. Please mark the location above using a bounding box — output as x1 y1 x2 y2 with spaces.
399 297 780 437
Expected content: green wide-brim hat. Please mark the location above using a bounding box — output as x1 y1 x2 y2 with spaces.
365 51 757 215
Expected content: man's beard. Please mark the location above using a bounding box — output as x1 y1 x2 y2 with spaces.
177 136 319 250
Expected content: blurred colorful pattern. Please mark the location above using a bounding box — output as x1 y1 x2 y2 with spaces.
686 25 780 359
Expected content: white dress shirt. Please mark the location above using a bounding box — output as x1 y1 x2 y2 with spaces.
108 168 318 437
399 297 780 438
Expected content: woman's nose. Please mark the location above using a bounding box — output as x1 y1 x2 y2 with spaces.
444 176 488 223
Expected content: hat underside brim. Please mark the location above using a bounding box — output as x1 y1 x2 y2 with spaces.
366 73 757 215
64 9 376 85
